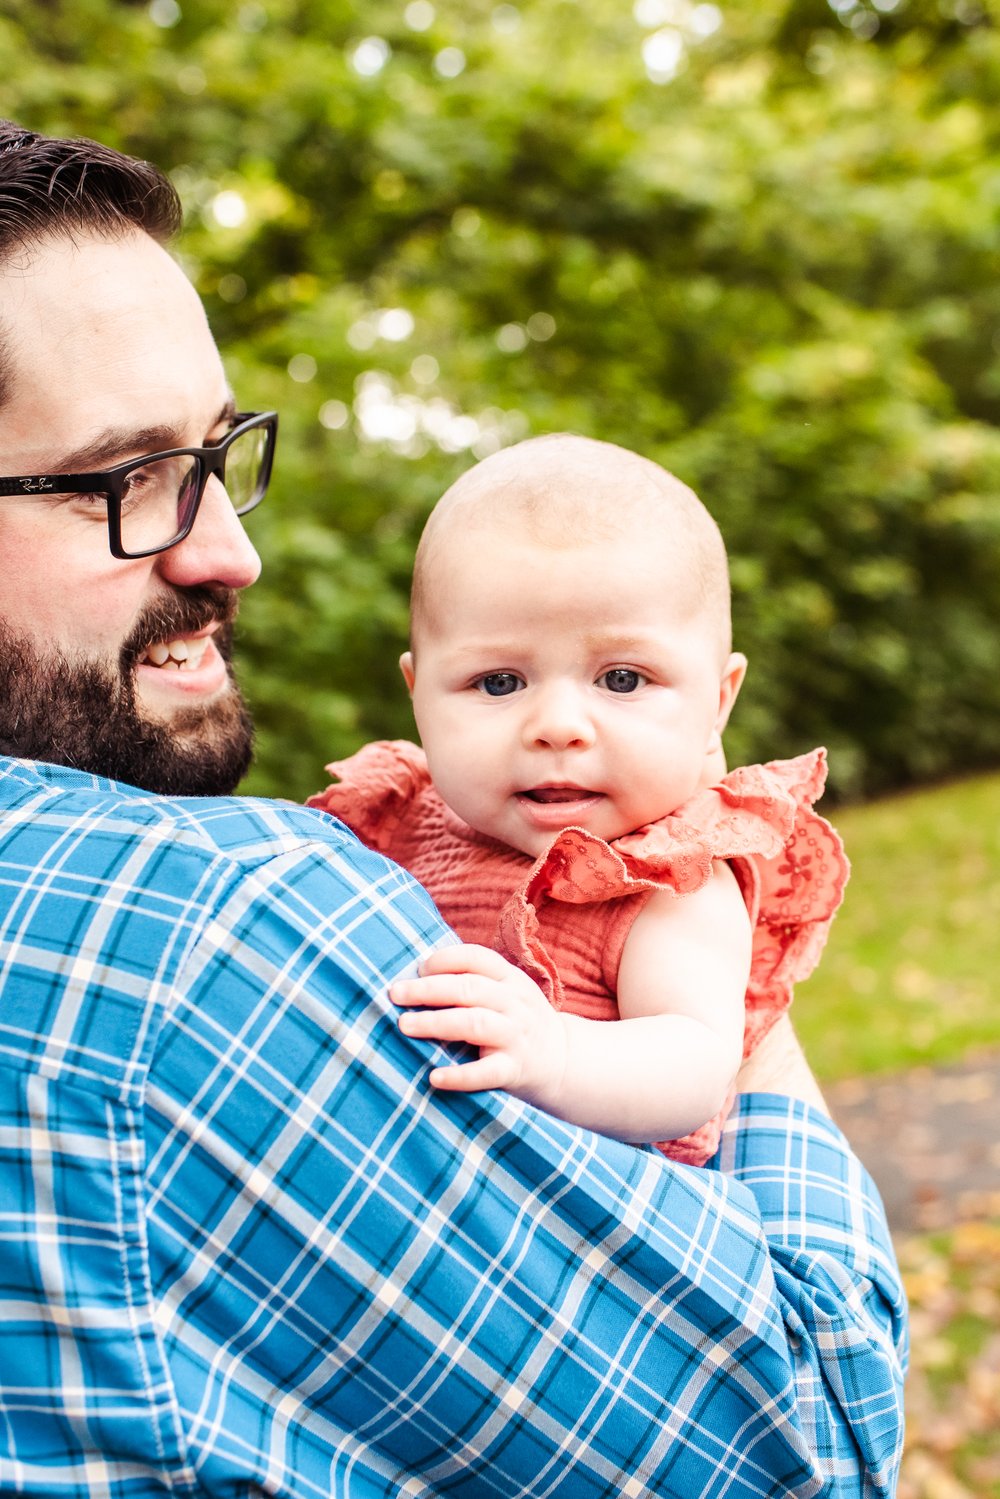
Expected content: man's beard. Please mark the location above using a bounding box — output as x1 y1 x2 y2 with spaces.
0 585 254 796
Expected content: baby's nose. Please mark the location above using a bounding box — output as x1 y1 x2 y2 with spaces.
523 684 596 750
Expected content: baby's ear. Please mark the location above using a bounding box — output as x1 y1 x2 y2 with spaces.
713 652 748 738
399 651 416 693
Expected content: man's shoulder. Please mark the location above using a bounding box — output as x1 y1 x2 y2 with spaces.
0 755 365 869
0 759 451 1106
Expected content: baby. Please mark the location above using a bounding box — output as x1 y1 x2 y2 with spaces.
309 434 848 1164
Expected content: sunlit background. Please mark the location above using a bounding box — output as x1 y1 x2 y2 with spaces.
3 2 999 1490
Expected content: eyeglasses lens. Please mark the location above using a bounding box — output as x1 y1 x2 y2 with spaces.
119 455 202 556
117 423 269 555
227 424 270 513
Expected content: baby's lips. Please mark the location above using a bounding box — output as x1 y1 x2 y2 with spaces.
521 786 598 804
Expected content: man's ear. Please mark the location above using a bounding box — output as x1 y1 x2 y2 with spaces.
400 651 416 694
710 652 747 747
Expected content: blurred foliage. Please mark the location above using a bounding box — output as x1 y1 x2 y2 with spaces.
4 0 1000 801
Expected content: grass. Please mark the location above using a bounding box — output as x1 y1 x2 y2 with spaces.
791 771 1000 1497
794 771 1000 1080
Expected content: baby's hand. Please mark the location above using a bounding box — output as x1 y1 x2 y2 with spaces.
390 944 568 1107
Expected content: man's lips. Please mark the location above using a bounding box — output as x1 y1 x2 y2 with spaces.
126 586 238 678
137 625 223 677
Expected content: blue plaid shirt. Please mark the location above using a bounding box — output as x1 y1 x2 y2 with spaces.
0 757 906 1498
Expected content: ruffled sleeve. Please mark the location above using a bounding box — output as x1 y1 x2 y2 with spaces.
306 740 431 856
737 752 850 1052
497 748 848 1054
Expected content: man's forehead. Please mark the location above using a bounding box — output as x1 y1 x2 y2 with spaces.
1 229 229 469
1 230 187 332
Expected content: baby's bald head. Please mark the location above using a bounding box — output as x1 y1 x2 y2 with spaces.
410 433 734 659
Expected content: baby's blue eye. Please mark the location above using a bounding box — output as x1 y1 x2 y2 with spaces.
476 672 523 697
600 668 643 693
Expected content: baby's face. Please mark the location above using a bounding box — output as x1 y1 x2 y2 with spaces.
403 522 745 858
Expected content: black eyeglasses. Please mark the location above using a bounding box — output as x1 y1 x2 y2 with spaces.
0 410 278 558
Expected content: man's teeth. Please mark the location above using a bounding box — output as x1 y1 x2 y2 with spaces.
141 637 210 671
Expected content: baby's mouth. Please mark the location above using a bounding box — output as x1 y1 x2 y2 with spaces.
521 786 599 804
138 634 212 672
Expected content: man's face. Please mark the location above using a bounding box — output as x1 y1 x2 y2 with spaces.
0 231 262 794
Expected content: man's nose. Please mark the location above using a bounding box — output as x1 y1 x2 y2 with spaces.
522 682 596 751
155 474 262 590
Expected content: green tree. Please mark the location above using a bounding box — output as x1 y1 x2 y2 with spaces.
3 0 1000 801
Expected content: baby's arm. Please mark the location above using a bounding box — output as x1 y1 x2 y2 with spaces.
390 861 751 1144
610 863 750 1139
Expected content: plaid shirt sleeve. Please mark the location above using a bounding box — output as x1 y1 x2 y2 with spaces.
0 760 907 1499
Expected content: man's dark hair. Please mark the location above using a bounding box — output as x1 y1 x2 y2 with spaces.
0 121 181 256
0 121 182 404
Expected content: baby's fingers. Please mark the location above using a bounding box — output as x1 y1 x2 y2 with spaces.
428 1055 519 1093
391 970 505 1012
416 943 523 982
398 1004 511 1051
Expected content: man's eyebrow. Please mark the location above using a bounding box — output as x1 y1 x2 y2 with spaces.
50 398 238 474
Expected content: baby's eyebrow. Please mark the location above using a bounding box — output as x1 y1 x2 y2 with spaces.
579 630 660 653
445 639 525 658
444 629 662 656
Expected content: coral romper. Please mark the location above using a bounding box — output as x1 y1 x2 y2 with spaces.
308 741 848 1166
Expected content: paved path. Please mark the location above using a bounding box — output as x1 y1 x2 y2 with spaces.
826 1051 1000 1236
